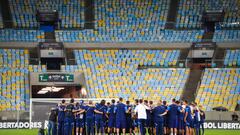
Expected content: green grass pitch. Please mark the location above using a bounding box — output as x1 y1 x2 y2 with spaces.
0 129 240 135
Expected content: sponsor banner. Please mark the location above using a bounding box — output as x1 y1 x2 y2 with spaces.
39 74 74 82
204 121 240 130
0 121 48 129
1 120 239 130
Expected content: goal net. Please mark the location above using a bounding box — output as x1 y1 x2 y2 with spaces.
29 98 114 128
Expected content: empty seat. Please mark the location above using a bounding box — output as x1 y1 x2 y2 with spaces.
195 68 240 111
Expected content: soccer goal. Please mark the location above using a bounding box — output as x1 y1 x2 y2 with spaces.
29 98 114 129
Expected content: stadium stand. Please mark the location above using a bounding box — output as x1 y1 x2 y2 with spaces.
0 49 29 68
195 68 240 111
55 29 204 42
95 0 170 29
0 29 45 42
8 0 85 28
60 49 189 102
213 30 240 42
0 6 3 28
221 0 240 28
0 49 46 111
176 0 240 29
224 49 240 67
9 0 38 28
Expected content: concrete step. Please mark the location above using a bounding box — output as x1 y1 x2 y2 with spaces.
0 0 13 28
181 68 203 102
84 0 95 29
165 0 179 29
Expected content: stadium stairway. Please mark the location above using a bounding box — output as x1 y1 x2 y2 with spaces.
0 0 12 28
45 32 56 42
85 0 95 29
181 69 203 102
202 31 214 42
214 48 226 67
179 48 189 64
165 0 179 29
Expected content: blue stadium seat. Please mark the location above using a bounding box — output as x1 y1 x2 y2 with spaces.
213 30 240 42
0 29 45 42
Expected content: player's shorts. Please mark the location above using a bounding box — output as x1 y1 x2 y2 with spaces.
178 119 185 130
95 117 104 128
126 117 133 129
76 118 84 128
108 117 115 128
133 119 139 128
146 118 151 127
193 121 200 129
185 119 194 128
168 118 178 128
116 119 126 129
164 116 168 127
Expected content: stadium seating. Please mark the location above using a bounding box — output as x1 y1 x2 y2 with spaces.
0 68 30 111
0 6 3 28
224 49 240 67
0 66 46 111
0 49 29 68
60 49 189 102
221 0 240 28
195 68 240 111
176 0 240 29
95 0 169 30
0 49 46 111
9 0 85 28
9 0 38 28
213 30 240 42
55 29 204 43
0 29 45 42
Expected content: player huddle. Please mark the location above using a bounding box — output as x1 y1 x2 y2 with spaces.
51 98 205 135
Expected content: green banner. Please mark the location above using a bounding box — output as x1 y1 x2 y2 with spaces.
39 74 74 82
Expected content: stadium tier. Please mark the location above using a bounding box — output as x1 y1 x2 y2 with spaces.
9 0 85 28
0 49 46 111
60 49 189 102
55 29 204 42
95 0 169 29
176 0 240 29
0 66 46 111
195 68 240 111
0 68 30 111
0 49 29 68
224 49 240 67
85 68 189 102
9 0 38 28
0 29 44 42
74 49 181 68
213 30 240 42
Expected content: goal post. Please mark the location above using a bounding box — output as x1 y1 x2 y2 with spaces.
29 98 115 129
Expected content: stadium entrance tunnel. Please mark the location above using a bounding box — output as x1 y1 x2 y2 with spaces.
31 85 82 98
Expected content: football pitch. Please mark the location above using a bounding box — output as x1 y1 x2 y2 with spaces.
0 129 239 135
